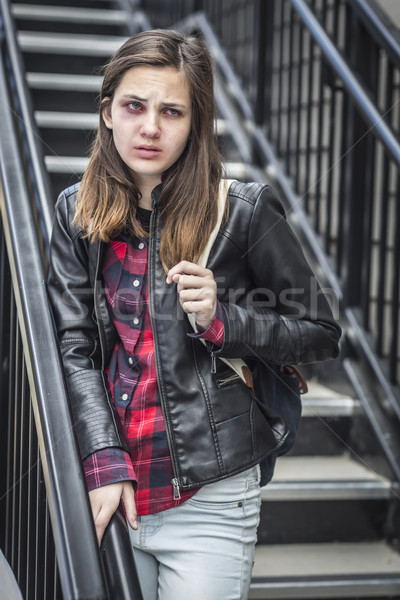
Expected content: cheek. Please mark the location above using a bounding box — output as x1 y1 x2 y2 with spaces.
112 124 131 149
173 126 191 152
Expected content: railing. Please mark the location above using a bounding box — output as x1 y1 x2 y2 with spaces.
140 0 400 397
0 2 142 598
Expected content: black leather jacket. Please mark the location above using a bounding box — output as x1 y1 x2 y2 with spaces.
47 180 341 491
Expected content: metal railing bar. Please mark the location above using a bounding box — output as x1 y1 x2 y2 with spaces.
25 402 36 600
389 171 400 382
179 12 255 123
290 0 400 170
376 153 390 356
345 307 400 421
101 505 142 600
0 53 107 600
0 0 54 249
175 11 343 299
294 19 303 192
116 0 151 34
348 0 400 68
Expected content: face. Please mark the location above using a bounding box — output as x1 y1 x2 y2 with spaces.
102 65 192 193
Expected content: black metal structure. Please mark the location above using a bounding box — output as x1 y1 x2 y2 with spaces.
2 0 400 597
0 1 143 598
140 0 400 461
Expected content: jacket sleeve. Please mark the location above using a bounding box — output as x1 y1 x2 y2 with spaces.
217 183 341 365
47 189 130 460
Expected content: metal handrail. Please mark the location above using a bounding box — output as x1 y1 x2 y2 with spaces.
0 55 107 599
348 0 400 67
290 0 400 170
173 7 400 473
1 4 143 597
177 11 343 300
0 0 54 250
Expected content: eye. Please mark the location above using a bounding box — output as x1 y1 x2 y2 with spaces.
164 108 181 117
127 101 143 112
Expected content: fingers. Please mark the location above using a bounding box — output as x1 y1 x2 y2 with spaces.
122 481 138 530
89 482 130 546
166 260 211 284
166 261 217 329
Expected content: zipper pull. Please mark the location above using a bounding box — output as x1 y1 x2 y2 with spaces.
172 478 181 500
211 352 217 374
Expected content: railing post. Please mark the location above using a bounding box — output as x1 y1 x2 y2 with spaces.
101 507 143 600
253 0 272 126
340 7 369 307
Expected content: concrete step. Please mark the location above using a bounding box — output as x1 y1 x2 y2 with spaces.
290 380 360 456
13 0 114 5
301 380 360 417
12 4 127 25
12 3 135 35
250 541 400 598
43 155 262 183
264 455 392 501
27 72 103 91
18 31 128 56
36 110 98 129
36 111 232 132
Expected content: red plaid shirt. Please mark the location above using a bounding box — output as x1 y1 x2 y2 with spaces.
84 209 224 515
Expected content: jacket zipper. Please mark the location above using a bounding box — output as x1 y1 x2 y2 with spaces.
147 207 181 499
204 340 217 374
94 242 106 370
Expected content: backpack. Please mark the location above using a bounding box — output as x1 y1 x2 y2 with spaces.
189 179 307 486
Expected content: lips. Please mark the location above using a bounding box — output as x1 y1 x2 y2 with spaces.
135 145 161 158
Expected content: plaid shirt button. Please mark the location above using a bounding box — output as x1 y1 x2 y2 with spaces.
133 317 139 325
122 393 128 401
138 242 145 249
133 279 140 287
128 357 133 365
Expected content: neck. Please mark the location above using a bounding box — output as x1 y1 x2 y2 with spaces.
137 176 161 210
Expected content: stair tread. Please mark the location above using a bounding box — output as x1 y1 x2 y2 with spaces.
18 30 128 55
261 455 392 500
12 4 126 24
36 110 98 128
305 380 353 400
302 381 359 417
27 72 103 91
271 455 389 483
252 541 400 578
36 111 229 131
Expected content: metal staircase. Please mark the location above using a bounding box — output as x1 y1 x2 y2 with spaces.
5 0 400 598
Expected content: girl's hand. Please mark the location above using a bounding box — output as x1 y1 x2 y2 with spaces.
89 480 137 546
166 261 217 330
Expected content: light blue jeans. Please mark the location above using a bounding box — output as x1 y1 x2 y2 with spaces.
129 465 261 600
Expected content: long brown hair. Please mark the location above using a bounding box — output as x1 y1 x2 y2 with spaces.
74 29 224 271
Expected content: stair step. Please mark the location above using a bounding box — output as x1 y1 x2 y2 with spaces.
45 155 88 174
12 4 127 25
13 0 114 5
27 72 103 91
250 542 400 598
36 112 231 132
302 380 359 417
18 31 128 55
36 110 99 129
35 111 237 137
44 155 262 183
263 455 392 500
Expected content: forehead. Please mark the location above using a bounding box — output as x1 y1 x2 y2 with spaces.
115 65 191 100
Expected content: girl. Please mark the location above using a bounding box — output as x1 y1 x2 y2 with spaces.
48 29 341 600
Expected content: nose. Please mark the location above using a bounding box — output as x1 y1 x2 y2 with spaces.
140 110 160 138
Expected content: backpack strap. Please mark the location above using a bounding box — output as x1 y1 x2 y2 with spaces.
196 178 233 268
187 179 253 388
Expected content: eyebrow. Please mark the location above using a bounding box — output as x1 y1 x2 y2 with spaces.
120 94 188 109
